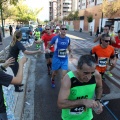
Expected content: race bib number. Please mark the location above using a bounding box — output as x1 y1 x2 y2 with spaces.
70 106 85 115
98 57 108 67
58 49 67 57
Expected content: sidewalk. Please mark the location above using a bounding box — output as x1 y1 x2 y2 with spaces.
0 36 34 120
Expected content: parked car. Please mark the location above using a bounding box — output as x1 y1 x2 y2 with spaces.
20 27 33 42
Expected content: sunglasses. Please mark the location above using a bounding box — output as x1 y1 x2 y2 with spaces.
46 29 50 30
112 27 114 28
104 40 110 43
61 28 67 30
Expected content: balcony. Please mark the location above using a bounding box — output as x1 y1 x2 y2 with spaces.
63 4 71 7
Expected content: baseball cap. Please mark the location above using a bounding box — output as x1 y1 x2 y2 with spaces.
56 26 60 30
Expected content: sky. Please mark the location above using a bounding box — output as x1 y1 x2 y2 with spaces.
24 0 49 21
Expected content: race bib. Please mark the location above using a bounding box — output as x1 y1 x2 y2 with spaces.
98 57 108 67
58 49 67 57
70 106 85 115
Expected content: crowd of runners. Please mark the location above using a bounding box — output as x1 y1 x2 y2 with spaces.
0 23 120 120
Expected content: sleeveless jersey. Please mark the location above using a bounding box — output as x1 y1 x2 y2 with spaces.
62 71 96 120
35 31 40 39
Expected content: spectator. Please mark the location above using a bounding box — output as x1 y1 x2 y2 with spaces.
0 57 27 120
9 25 13 36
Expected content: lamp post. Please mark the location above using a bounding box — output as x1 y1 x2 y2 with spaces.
100 12 103 33
0 1 6 37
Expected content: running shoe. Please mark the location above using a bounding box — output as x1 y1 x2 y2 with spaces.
105 71 113 77
51 79 55 88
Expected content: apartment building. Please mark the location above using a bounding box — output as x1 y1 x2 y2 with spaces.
77 0 120 32
49 0 78 21
49 0 57 21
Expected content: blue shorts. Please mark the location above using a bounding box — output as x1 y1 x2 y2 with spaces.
52 56 68 70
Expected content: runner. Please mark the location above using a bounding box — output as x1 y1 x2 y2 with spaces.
48 25 72 88
34 28 41 49
54 26 60 35
106 30 120 76
0 57 27 120
91 34 116 80
57 55 103 120
35 25 56 75
93 25 109 43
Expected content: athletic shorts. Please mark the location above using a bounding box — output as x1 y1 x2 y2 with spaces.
0 113 8 120
52 57 68 70
45 52 54 59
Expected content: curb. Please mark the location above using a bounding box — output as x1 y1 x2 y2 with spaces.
14 58 31 120
0 45 9 56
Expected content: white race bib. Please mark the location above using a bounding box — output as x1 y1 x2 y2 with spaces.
70 106 85 115
97 57 108 67
58 49 67 58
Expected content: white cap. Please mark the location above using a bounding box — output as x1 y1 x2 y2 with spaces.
56 26 60 30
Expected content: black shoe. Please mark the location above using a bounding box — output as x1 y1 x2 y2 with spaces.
15 88 23 92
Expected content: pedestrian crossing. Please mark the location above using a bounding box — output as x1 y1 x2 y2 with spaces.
71 38 97 48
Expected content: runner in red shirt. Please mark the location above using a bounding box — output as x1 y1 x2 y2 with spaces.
35 25 56 75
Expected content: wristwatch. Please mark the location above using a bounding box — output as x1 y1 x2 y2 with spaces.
95 99 102 103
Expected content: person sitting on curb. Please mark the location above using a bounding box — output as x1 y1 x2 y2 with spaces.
57 55 103 120
0 56 27 120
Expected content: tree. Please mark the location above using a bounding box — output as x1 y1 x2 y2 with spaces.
102 0 120 17
13 1 42 23
87 14 93 32
73 10 79 20
87 15 93 23
44 20 49 25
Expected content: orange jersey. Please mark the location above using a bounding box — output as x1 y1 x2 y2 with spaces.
92 45 115 73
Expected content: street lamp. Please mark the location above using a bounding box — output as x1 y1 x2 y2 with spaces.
0 0 7 37
100 12 103 33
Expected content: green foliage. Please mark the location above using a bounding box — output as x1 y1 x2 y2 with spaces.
44 20 49 25
0 0 42 23
87 15 93 23
63 10 79 21
102 0 120 17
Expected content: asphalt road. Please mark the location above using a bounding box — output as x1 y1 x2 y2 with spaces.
4 31 119 120
31 31 120 120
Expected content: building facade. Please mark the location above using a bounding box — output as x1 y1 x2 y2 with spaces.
49 0 78 21
66 0 120 33
49 0 57 21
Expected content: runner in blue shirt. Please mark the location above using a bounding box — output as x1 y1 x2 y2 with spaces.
48 25 72 88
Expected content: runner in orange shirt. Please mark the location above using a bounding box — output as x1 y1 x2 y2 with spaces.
91 34 116 79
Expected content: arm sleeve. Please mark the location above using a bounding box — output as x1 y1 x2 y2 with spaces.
17 42 26 52
0 71 13 87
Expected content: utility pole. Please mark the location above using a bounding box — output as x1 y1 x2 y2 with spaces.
0 1 6 60
100 12 103 33
0 1 5 37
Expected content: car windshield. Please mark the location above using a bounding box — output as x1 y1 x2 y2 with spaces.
20 27 30 33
